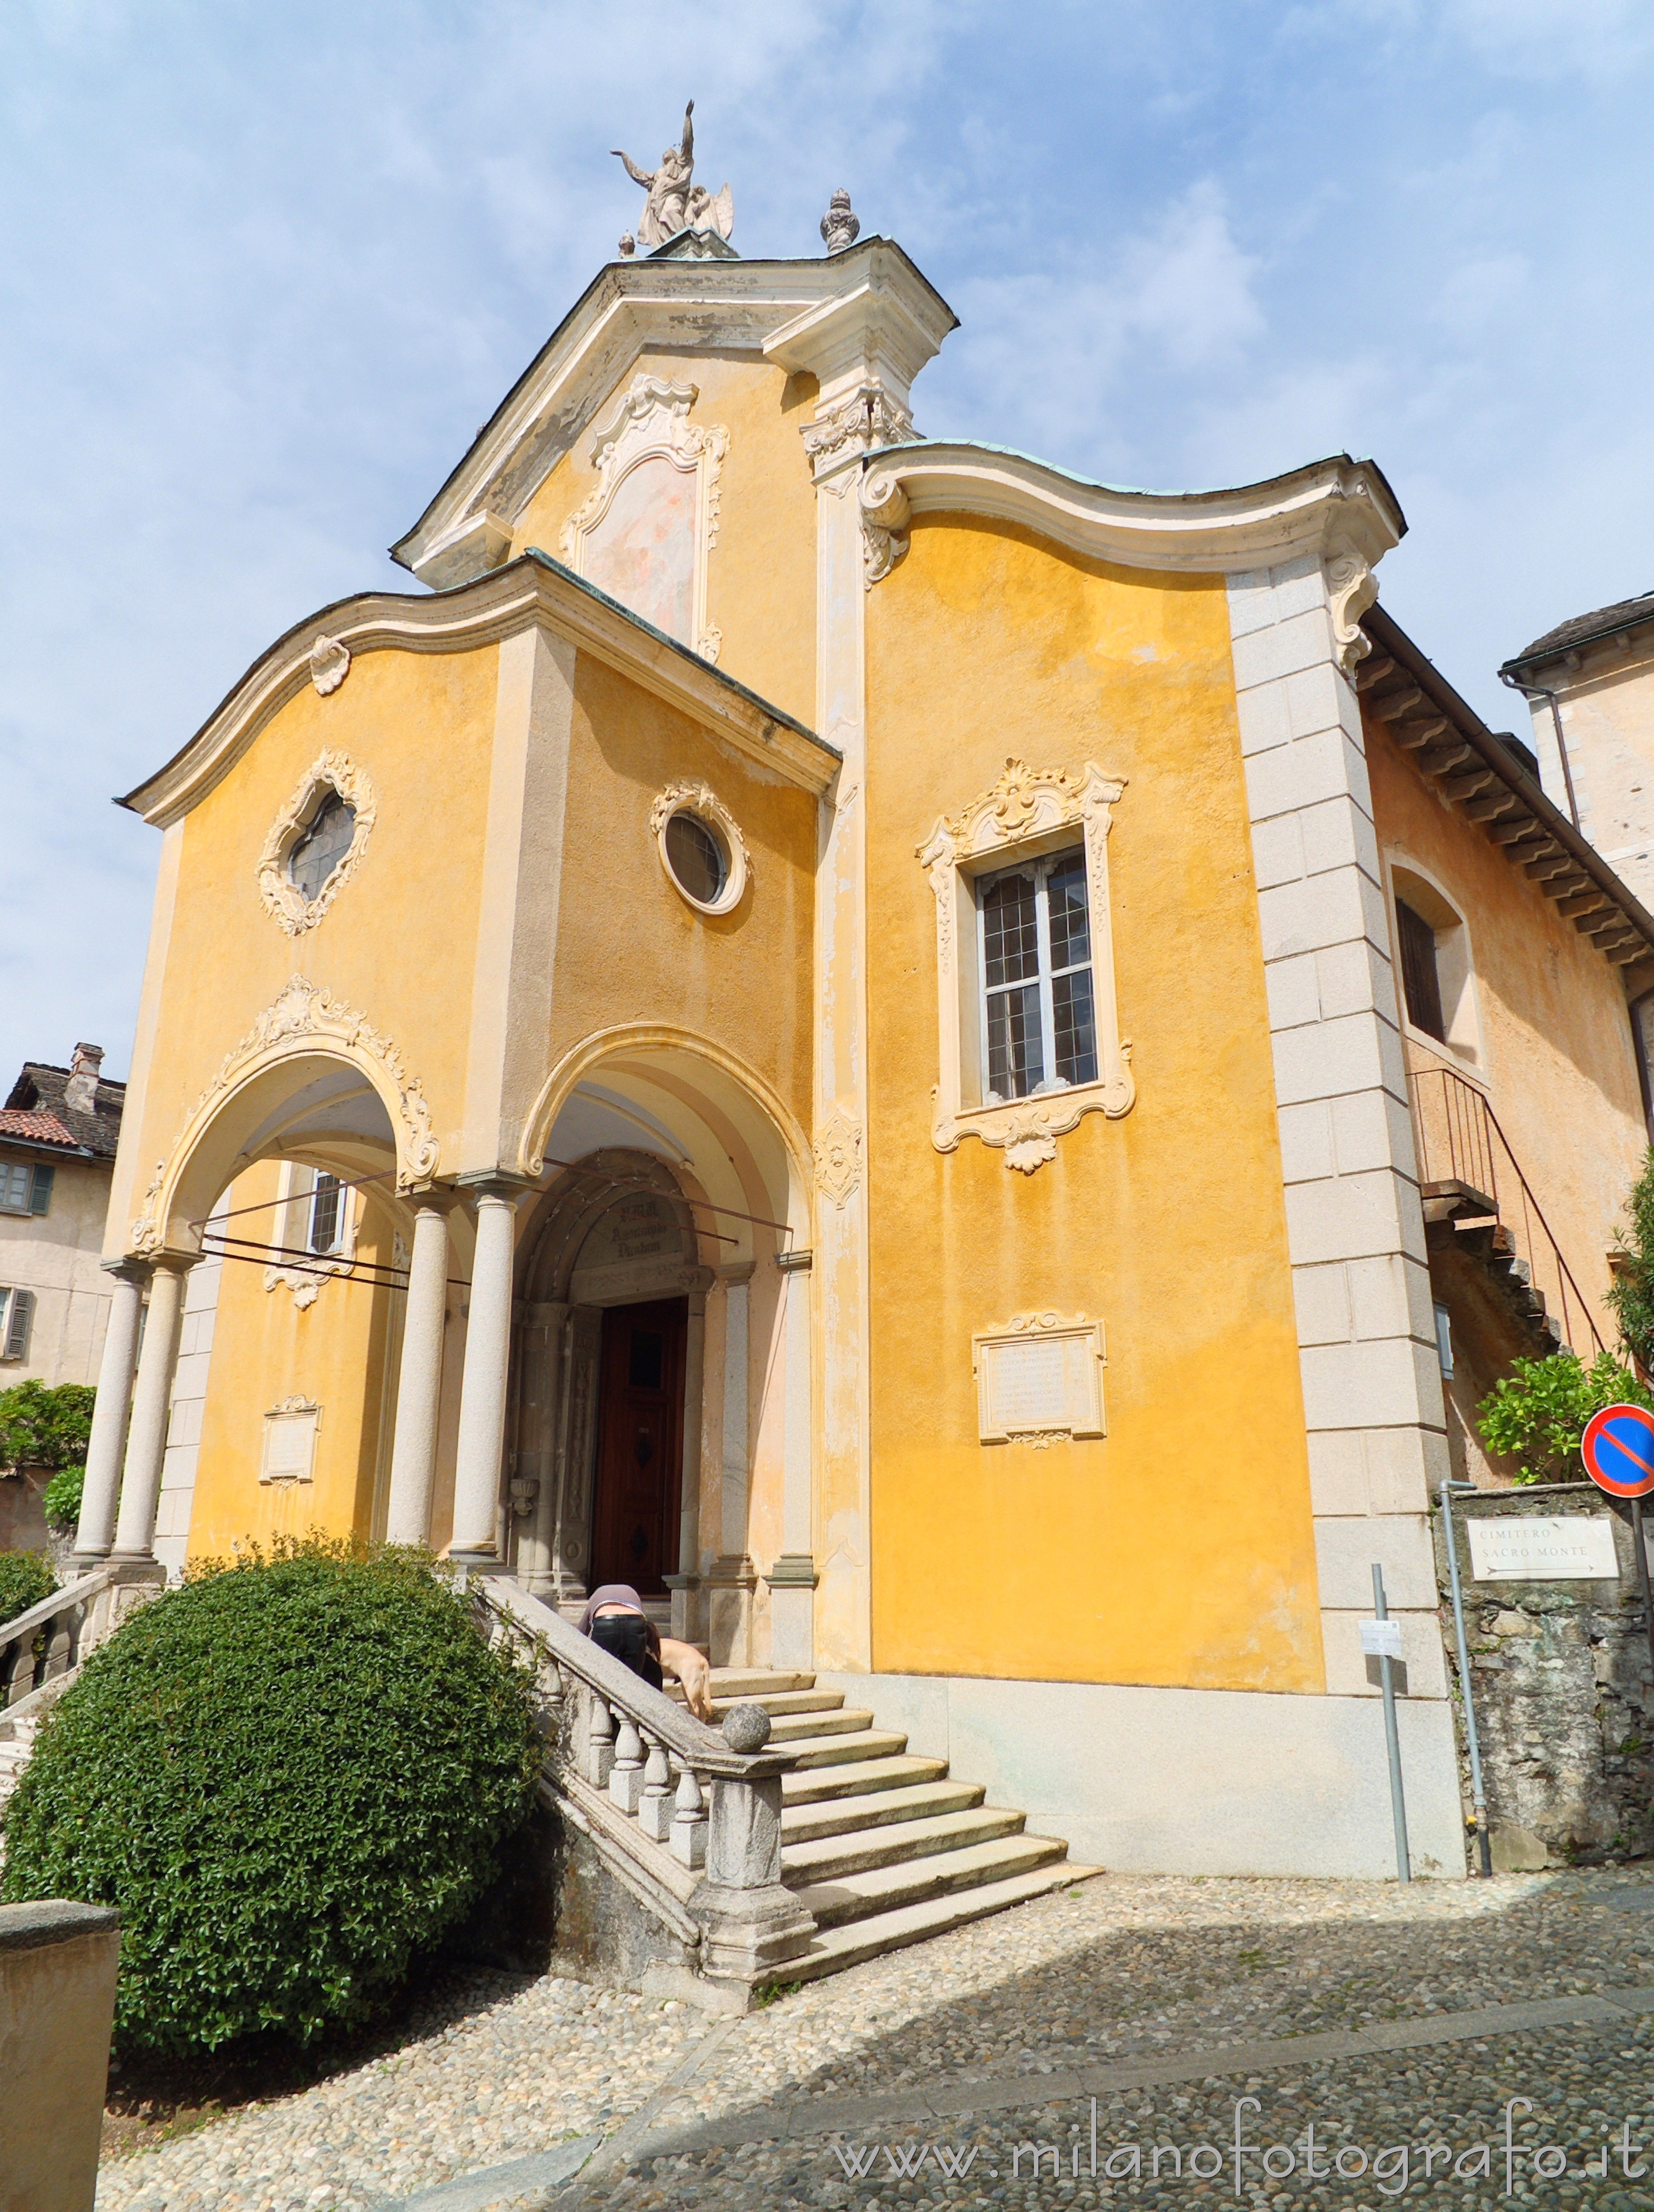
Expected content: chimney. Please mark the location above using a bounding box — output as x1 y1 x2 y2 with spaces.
64 1043 103 1115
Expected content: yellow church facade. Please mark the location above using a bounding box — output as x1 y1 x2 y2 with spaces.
73 227 1654 1879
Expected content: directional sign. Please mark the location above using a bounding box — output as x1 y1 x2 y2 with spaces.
1582 1403 1654 1499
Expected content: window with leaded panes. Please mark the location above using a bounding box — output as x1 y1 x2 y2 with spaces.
977 847 1099 1103
307 1172 345 1256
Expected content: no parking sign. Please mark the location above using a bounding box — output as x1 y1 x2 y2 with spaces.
1582 1403 1654 1499
1581 1403 1654 1683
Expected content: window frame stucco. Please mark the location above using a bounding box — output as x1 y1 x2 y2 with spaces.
917 757 1133 1175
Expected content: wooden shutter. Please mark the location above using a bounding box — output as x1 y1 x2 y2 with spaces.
1395 899 1447 1042
3 1289 34 1361
28 1164 54 1215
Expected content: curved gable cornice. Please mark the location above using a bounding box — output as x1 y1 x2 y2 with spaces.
119 552 837 830
856 442 1406 580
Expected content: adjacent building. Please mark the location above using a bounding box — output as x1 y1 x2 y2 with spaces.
68 201 1654 1879
0 1047 124 1387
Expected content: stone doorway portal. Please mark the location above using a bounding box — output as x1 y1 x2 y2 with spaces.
589 1297 687 1595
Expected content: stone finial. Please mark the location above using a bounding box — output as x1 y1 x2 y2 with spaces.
618 232 636 259
821 187 860 255
721 1700 772 1753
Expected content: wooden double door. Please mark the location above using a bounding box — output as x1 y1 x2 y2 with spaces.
588 1297 688 1596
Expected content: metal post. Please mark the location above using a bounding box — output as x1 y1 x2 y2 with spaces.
1441 1482 1492 1876
1632 1497 1654 1695
1373 1563 1411 1882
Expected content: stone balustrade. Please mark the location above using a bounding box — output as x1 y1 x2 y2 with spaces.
0 1568 119 1711
472 1576 814 1994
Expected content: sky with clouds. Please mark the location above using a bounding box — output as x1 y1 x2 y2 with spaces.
2 0 1650 1084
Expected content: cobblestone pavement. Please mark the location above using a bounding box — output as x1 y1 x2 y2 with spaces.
96 1866 1654 2210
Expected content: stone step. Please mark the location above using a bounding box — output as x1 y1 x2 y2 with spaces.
763 1707 876 1744
708 1669 817 1698
784 1727 910 1771
781 1779 987 1843
789 1834 1070 1930
783 1805 1027 1885
778 1863 1104 1984
709 1689 847 1719
783 1754 947 1805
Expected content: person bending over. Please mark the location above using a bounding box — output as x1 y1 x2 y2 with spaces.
578 1582 714 1722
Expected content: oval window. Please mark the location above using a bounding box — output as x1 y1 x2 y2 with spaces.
664 810 728 907
288 790 357 903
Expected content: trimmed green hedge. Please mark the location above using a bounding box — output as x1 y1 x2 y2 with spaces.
1 1539 541 2055
0 1549 56 1630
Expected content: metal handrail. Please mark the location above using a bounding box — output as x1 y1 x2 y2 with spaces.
1407 1064 1607 1358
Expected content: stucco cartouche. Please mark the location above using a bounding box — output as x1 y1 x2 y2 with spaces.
511 352 820 731
863 516 1325 1694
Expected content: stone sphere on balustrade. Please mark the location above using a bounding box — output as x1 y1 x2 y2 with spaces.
720 1699 772 1752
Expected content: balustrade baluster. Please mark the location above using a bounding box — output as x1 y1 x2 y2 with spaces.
587 1690 616 1788
638 1732 674 1841
671 1766 708 1868
609 1713 646 1814
0 1634 26 1710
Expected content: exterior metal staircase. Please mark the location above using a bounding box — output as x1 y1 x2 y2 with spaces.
689 1666 1095 1983
1409 1062 1607 1363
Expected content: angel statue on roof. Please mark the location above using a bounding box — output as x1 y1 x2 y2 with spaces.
612 101 733 248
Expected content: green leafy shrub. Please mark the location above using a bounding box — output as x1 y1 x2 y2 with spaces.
1 1537 541 2056
41 1464 84 1532
0 1380 95 1473
0 1549 56 1628
1610 1149 1654 1378
1477 1350 1653 1485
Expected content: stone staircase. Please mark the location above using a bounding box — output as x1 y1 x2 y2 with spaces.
683 1665 1098 1983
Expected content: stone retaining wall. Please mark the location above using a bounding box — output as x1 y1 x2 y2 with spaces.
1434 1482 1654 1868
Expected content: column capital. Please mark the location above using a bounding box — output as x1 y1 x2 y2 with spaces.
402 1183 462 1215
715 1260 757 1287
454 1170 533 1204
101 1255 154 1285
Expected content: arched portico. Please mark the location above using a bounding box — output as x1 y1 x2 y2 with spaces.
77 1023 419 1575
511 1031 815 1666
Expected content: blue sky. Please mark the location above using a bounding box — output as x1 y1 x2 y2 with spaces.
3 0 1651 1083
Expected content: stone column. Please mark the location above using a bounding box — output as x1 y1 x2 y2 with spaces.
73 1263 148 1563
708 1262 757 1663
383 1198 452 1548
766 1248 818 1670
449 1187 519 1564
111 1257 189 1563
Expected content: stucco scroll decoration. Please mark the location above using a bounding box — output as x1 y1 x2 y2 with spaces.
128 974 439 1254
918 758 1133 1175
558 374 728 664
860 466 912 587
1326 549 1378 677
256 750 378 938
813 1107 862 1208
309 634 351 695
801 384 916 479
